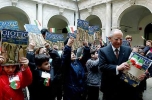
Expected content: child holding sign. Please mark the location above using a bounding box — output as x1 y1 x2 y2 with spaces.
0 56 32 100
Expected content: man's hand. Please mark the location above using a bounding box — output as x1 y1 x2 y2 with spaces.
138 74 146 81
0 55 5 64
19 57 29 69
45 42 50 49
117 62 130 71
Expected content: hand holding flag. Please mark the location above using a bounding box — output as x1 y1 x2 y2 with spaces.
141 36 146 40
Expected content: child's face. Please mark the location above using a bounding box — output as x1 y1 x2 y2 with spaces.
126 38 132 42
91 52 98 59
39 47 47 54
97 45 101 51
71 52 76 60
3 65 16 75
39 61 50 71
140 52 145 56
146 41 152 47
94 52 98 59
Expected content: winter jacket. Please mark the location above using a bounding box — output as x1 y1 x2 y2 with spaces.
48 48 61 75
0 67 32 100
30 69 51 100
143 46 150 55
62 45 90 100
86 58 101 87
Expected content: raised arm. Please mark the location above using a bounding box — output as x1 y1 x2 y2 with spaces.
19 57 32 88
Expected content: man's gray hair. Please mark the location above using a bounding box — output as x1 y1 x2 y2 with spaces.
108 29 123 37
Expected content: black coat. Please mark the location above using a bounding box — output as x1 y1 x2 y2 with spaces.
98 44 143 100
48 48 61 75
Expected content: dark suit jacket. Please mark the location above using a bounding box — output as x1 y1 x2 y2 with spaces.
98 44 132 93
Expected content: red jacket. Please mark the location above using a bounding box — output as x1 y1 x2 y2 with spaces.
0 67 32 100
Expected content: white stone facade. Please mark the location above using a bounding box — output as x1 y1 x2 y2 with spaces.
0 0 152 46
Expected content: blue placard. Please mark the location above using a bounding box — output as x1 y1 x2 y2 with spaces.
45 32 64 42
2 29 28 45
0 20 19 30
77 19 83 28
68 33 77 38
83 20 89 31
94 25 100 31
24 24 41 34
77 19 89 31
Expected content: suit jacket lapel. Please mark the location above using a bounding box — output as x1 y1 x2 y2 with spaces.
107 45 118 64
118 46 125 64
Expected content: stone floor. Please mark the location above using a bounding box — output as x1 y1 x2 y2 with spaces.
99 78 152 100
143 78 152 100
26 78 152 100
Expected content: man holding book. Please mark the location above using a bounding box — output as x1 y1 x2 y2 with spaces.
98 29 146 100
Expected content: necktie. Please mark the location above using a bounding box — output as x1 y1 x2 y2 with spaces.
115 48 119 59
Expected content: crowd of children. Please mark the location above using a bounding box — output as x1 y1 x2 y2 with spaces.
0 29 152 100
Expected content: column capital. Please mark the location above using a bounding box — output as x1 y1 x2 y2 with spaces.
106 0 112 4
37 1 44 4
111 26 121 30
11 0 18 6
59 7 65 15
87 7 92 15
129 0 136 5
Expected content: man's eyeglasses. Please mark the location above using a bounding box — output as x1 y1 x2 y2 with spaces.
114 38 123 41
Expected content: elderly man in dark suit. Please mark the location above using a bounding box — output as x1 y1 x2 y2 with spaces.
98 29 146 100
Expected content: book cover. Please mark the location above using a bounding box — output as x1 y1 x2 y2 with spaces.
45 32 64 50
77 19 89 41
88 26 94 43
93 25 100 40
121 52 152 87
24 24 41 34
1 29 28 65
24 24 46 47
28 33 46 47
0 20 19 30
68 32 77 39
45 32 64 42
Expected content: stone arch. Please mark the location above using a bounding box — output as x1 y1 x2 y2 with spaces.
85 15 102 28
138 14 152 44
114 1 152 27
47 15 69 33
0 6 30 30
44 14 70 28
84 14 104 27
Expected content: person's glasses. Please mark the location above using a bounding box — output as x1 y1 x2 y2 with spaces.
114 38 122 41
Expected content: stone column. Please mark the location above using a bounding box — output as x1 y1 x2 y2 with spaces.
105 1 112 39
75 11 79 29
37 2 43 29
101 28 106 43
111 26 121 30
